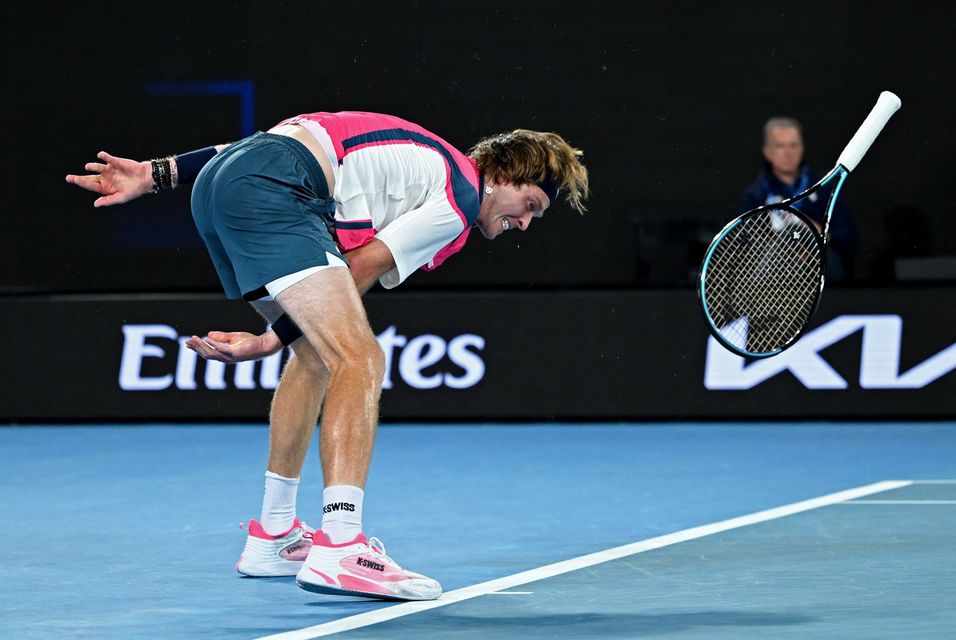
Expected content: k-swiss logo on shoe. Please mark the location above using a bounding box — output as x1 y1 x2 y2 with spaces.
356 557 385 572
283 543 304 555
323 502 356 513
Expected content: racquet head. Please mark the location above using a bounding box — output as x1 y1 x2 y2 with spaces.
698 91 900 358
698 205 825 358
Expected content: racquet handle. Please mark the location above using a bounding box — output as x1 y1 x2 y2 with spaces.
836 91 901 172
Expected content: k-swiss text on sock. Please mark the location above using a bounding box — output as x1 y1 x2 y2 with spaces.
323 502 356 513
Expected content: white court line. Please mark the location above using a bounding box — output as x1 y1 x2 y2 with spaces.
909 479 956 484
844 500 956 505
255 480 909 640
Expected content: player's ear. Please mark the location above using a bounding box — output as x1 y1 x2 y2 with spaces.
762 144 773 163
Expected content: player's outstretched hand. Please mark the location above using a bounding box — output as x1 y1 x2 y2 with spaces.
65 151 154 207
185 330 285 364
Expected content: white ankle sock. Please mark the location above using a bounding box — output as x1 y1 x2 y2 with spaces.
321 485 364 544
260 471 299 536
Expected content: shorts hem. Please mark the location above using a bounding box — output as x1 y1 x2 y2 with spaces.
241 255 348 300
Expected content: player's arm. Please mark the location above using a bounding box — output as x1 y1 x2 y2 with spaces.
65 144 229 207
344 239 398 295
370 199 467 289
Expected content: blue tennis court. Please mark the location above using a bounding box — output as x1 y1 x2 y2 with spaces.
2 422 954 639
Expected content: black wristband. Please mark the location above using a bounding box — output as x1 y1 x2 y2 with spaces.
174 146 218 186
271 313 304 347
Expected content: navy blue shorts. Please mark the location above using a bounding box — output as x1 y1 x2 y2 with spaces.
191 132 344 300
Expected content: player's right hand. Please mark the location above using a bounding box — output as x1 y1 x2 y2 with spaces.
185 330 284 364
65 151 154 207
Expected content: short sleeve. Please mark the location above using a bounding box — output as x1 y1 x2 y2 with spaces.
373 199 467 289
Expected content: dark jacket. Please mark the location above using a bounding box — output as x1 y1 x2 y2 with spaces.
739 165 859 278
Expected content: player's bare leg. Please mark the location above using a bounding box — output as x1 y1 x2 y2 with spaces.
275 267 382 489
266 347 328 477
236 302 328 577
276 267 441 601
249 300 329 479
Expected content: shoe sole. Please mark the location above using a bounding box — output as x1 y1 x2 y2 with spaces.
295 577 437 601
237 558 305 578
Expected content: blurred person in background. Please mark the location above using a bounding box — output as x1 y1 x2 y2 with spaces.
739 117 859 281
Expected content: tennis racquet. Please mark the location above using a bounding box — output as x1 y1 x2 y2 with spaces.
698 91 901 358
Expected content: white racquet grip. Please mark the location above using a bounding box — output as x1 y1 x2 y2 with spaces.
836 91 901 172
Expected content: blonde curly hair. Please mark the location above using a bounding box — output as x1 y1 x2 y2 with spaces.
469 129 589 214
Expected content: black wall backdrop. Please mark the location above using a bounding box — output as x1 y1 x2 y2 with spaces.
4 1 955 294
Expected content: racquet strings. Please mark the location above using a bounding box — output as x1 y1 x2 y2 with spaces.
703 209 823 354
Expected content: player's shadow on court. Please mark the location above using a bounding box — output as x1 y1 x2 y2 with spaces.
325 610 818 636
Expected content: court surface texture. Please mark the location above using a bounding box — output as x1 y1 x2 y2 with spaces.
2 422 954 639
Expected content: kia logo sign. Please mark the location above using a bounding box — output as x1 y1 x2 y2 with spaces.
119 324 486 392
705 315 956 390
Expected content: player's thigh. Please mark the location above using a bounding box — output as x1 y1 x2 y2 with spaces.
274 266 381 373
248 298 328 376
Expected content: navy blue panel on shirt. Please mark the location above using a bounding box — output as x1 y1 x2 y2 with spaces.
334 220 374 230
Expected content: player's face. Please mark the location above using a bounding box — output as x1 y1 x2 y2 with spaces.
763 126 804 177
475 181 550 239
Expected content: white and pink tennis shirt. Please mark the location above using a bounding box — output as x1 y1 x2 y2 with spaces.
272 111 482 289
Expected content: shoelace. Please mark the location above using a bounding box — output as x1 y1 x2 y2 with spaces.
367 536 399 567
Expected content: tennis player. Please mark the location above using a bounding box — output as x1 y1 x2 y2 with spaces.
66 111 588 601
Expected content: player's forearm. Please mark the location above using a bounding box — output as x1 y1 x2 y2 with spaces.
351 268 383 296
344 240 397 296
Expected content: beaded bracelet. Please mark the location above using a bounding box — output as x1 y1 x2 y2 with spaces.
149 157 174 193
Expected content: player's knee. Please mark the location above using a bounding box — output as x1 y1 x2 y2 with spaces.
328 334 384 386
364 339 386 384
288 348 330 382
354 335 385 386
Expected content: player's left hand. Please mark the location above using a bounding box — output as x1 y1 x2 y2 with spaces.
185 330 284 363
65 151 154 207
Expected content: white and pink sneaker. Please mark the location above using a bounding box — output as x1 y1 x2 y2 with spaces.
295 531 442 601
236 518 314 577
